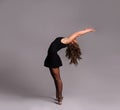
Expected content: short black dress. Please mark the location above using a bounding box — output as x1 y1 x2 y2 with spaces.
44 37 67 68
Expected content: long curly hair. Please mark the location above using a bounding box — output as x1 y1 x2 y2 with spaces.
65 43 82 65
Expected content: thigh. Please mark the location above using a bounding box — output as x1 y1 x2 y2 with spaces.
49 68 61 80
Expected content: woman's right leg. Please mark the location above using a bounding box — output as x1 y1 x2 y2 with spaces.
49 68 58 99
49 68 63 104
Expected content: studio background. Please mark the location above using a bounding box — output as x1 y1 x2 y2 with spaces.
0 0 120 110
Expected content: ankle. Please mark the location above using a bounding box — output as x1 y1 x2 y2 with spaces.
56 96 63 101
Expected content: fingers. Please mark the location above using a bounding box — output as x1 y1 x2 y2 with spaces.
84 28 96 33
90 28 96 32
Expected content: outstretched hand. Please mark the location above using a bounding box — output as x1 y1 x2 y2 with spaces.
84 28 96 33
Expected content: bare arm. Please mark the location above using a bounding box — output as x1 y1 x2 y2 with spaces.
61 28 95 44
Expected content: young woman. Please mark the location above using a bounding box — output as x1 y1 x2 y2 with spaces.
44 28 95 105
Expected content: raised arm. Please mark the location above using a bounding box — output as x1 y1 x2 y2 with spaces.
61 28 95 44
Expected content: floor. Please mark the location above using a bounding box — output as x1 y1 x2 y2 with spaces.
0 88 119 110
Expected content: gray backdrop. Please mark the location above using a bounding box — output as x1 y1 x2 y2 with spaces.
0 0 120 109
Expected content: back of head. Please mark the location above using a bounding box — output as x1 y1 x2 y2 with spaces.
65 43 82 65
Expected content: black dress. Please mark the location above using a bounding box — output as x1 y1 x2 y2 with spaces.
44 37 67 68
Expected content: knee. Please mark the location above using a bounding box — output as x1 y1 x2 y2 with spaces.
55 77 62 82
53 74 61 80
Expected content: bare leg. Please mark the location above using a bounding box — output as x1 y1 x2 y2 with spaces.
49 68 63 104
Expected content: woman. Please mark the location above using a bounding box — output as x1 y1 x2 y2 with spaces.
44 28 95 105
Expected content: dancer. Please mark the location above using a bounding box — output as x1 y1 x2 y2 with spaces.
44 28 95 105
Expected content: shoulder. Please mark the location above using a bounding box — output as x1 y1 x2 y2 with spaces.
61 37 70 44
